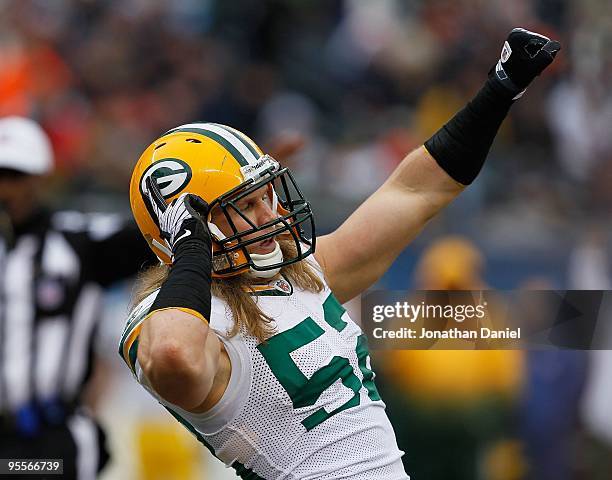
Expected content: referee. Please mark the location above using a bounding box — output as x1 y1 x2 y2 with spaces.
0 117 153 479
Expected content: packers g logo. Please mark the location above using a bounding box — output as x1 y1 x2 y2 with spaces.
140 158 192 200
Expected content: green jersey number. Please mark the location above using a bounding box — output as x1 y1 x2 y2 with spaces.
257 294 380 431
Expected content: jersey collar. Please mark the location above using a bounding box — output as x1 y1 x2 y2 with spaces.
247 275 293 297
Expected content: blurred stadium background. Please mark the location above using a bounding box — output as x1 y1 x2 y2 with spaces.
2 0 612 478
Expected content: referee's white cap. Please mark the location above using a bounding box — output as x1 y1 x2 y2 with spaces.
0 116 53 175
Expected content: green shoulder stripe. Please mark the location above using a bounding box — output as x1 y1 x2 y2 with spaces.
118 290 160 374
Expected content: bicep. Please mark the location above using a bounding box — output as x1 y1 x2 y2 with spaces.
136 308 221 411
315 147 463 302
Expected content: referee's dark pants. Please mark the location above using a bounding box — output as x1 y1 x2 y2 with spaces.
0 408 109 480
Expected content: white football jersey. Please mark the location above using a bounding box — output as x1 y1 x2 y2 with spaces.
119 260 409 480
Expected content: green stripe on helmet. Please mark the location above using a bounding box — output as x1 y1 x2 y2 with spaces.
211 123 261 159
166 127 250 167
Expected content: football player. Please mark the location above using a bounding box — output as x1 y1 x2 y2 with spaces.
120 29 560 479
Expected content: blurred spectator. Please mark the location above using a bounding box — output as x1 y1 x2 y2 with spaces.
516 225 607 480
377 236 525 480
519 349 588 480
0 0 603 244
567 227 612 290
569 226 612 479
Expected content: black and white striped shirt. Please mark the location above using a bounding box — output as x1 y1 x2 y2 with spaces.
0 208 151 418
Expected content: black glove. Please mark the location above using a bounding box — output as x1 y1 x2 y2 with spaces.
143 176 210 254
491 27 561 99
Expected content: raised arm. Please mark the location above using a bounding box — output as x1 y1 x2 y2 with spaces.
136 178 219 412
316 146 461 303
315 28 561 303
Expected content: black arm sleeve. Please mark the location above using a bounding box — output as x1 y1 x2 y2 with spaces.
424 78 515 185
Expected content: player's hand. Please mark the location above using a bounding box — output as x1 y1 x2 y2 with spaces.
491 27 561 99
143 176 210 253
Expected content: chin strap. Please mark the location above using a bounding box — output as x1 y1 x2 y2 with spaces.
249 241 283 278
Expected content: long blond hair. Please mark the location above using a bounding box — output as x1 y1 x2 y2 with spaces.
132 238 324 342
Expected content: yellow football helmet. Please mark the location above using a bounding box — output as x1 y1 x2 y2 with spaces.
129 122 315 277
